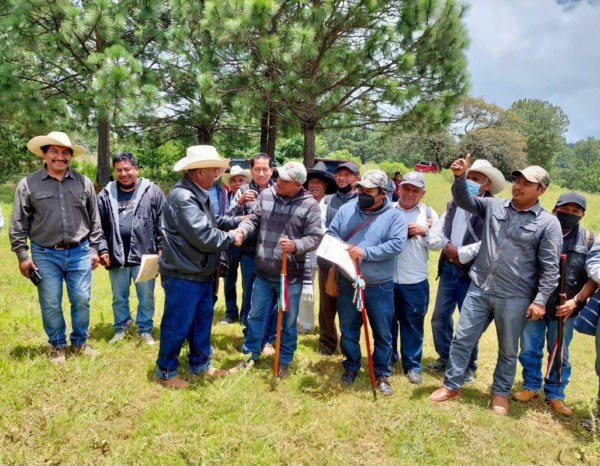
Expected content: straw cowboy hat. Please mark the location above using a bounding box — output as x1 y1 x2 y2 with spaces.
222 165 251 186
173 145 230 176
467 159 506 195
27 131 86 157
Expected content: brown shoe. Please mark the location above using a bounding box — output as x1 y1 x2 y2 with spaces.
546 399 573 416
511 388 539 402
191 367 229 378
278 364 290 378
491 395 509 415
429 386 461 402
50 346 66 364
71 344 98 357
261 343 276 357
155 375 189 390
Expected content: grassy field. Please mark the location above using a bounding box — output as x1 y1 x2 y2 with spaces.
0 174 599 465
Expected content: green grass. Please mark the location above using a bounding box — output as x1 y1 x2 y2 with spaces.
1 175 600 465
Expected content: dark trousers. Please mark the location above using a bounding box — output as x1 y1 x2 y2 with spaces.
318 265 339 354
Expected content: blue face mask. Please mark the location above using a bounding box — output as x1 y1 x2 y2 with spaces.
466 179 482 196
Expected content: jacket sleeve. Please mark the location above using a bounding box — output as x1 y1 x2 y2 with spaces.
85 177 102 255
534 217 563 306
586 234 600 284
97 190 109 254
424 208 444 251
9 178 32 262
173 192 234 253
452 175 487 218
216 215 242 231
363 211 407 261
153 185 166 252
293 201 324 255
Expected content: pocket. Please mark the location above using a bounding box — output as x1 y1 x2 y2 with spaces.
33 191 54 201
69 190 87 207
376 282 394 293
515 223 537 245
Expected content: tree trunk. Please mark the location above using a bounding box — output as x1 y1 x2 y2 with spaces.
196 125 213 144
96 117 110 187
260 109 269 153
303 124 316 168
266 104 277 158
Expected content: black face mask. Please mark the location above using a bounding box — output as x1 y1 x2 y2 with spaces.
358 193 376 209
556 211 582 230
338 184 353 194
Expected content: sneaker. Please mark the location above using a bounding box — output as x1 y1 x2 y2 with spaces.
50 346 66 364
71 344 97 357
426 358 448 372
377 376 393 396
278 364 290 378
109 332 125 344
407 370 423 385
261 343 276 357
155 375 189 390
463 369 475 385
341 370 358 386
191 367 229 378
228 357 257 374
140 333 155 345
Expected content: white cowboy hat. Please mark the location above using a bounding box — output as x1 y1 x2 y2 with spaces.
173 145 230 175
467 159 506 195
222 165 250 186
27 131 86 157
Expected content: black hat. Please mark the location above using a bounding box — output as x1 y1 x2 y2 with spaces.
305 162 337 194
555 192 587 211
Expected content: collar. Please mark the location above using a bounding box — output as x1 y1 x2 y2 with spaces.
42 165 74 180
508 199 542 214
397 201 422 214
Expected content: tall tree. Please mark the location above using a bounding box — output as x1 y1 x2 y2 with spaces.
509 98 569 168
0 0 166 185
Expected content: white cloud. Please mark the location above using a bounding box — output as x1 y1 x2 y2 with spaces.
465 0 600 142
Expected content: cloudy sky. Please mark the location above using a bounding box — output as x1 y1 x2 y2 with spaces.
464 0 600 142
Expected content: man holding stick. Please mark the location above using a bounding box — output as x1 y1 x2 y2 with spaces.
429 154 562 415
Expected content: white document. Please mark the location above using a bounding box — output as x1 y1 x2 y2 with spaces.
135 254 160 283
316 235 358 281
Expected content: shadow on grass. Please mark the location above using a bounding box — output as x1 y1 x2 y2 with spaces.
9 343 47 360
89 323 117 342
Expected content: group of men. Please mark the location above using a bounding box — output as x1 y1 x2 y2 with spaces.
7 131 600 425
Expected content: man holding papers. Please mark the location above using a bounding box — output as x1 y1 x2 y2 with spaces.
327 170 407 395
98 151 166 345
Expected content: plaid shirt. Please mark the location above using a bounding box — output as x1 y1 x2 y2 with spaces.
238 186 323 283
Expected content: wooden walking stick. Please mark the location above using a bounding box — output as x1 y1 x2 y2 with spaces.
273 252 288 377
354 259 377 400
546 253 567 386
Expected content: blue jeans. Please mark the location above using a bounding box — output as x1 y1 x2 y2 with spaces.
31 241 92 348
443 285 529 396
519 318 574 400
392 280 429 372
338 279 394 378
156 276 215 379
242 276 302 365
224 246 242 321
240 253 257 327
108 266 155 334
431 263 478 371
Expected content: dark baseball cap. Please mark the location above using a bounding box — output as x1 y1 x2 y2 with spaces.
334 161 360 175
555 192 587 211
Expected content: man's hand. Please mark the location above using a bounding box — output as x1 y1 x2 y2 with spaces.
526 302 546 321
233 229 244 247
279 237 296 253
443 243 459 263
91 253 100 271
238 189 257 206
346 245 364 261
99 252 111 267
407 223 427 238
18 258 36 278
555 294 578 321
450 153 471 177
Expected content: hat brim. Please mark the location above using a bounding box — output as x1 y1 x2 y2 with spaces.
354 180 385 190
399 181 424 189
511 169 548 187
468 166 506 195
305 170 337 194
27 135 86 157
173 157 229 174
222 170 250 185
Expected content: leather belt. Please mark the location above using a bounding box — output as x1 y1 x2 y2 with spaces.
53 241 82 250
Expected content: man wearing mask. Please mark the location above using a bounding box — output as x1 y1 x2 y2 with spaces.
428 160 505 383
318 161 361 355
513 192 596 415
328 170 407 395
430 155 562 415
98 151 166 345
392 172 443 384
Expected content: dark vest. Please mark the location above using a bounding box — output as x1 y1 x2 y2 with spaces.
437 192 492 279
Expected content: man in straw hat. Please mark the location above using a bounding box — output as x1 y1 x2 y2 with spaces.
9 131 102 364
220 165 250 325
430 155 562 415
154 145 243 389
428 160 505 383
